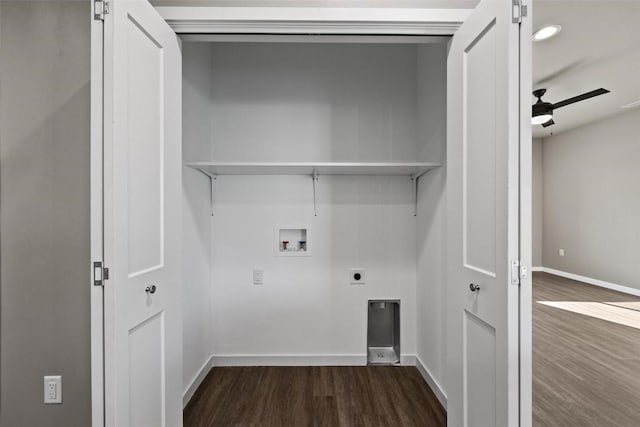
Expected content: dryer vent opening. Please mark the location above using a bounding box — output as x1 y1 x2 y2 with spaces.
367 300 400 365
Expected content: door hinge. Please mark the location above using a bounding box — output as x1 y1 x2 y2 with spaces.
94 0 109 21
510 260 528 285
93 262 109 287
512 0 528 24
511 260 521 285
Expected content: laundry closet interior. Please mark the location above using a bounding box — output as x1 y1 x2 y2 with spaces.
180 34 449 395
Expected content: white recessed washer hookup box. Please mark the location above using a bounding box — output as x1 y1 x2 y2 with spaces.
275 225 311 257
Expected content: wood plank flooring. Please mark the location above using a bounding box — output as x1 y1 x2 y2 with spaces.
184 366 446 427
185 272 640 426
533 272 640 427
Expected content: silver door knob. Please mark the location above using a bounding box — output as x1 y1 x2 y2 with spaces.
145 285 157 294
469 283 481 292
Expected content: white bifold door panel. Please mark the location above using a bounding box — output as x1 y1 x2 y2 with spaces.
446 1 522 427
103 0 182 426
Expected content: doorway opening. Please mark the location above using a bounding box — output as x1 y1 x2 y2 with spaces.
531 1 640 424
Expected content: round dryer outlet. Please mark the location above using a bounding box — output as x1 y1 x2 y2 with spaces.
349 268 365 285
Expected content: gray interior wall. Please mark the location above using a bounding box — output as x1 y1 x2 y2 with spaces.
0 2 91 426
542 108 640 289
532 138 543 267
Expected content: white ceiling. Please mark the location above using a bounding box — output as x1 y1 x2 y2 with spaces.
532 0 640 138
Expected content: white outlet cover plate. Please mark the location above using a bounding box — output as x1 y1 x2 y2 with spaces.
253 269 263 285
350 268 365 285
44 375 62 404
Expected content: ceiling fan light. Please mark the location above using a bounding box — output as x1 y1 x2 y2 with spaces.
533 25 562 42
532 97 554 125
532 114 553 125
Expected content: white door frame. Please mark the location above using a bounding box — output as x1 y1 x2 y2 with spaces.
518 4 533 427
90 1 105 426
90 5 532 426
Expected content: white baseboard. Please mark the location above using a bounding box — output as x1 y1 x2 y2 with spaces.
415 356 447 409
183 355 213 408
212 354 417 367
541 267 640 297
531 266 543 272
400 354 416 366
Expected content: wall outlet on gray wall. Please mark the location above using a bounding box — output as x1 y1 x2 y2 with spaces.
44 376 62 404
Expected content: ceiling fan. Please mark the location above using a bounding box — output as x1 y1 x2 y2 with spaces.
532 88 610 127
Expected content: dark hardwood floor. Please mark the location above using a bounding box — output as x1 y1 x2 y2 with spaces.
184 366 446 427
533 272 640 427
185 272 640 426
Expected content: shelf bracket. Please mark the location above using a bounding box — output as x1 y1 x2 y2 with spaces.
411 174 418 217
312 169 319 217
196 168 217 216
411 169 433 217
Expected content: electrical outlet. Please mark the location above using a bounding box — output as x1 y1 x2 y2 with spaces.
349 268 365 285
44 375 62 404
253 269 263 285
559 249 565 257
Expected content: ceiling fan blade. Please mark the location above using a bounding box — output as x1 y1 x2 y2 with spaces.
552 88 610 109
541 119 555 128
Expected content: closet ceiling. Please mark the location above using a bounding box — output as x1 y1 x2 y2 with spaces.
533 0 640 137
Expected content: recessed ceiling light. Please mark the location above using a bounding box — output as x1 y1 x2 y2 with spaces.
533 25 562 42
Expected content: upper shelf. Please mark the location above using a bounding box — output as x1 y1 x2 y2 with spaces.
185 161 440 178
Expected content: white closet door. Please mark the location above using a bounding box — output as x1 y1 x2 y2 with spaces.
446 1 525 426
103 0 182 426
